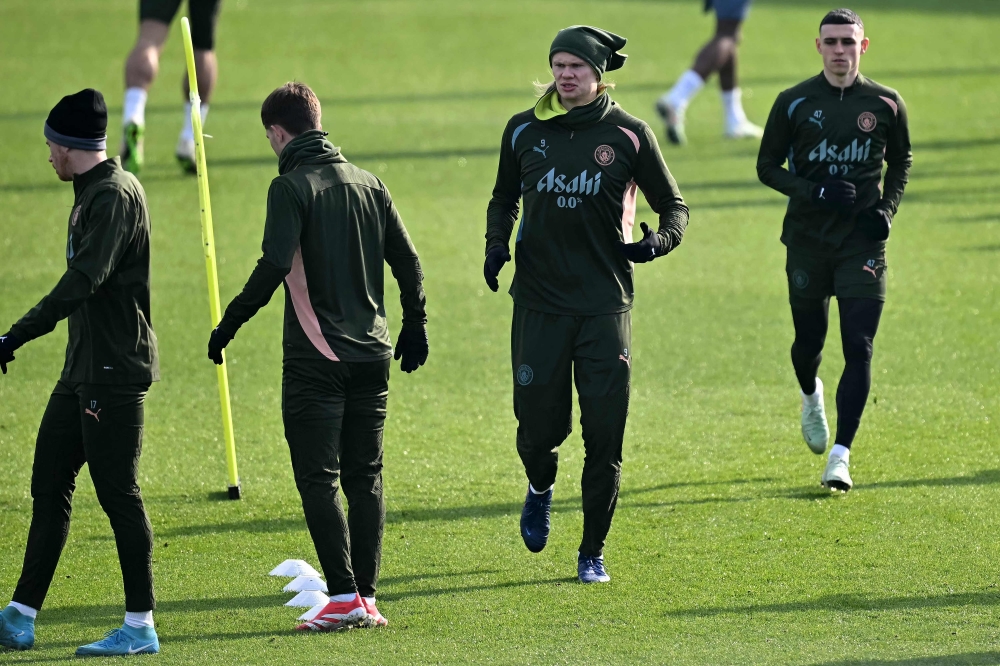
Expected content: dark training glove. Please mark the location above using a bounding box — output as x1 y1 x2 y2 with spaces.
394 325 428 373
483 246 511 293
207 327 234 366
857 206 892 241
619 222 662 263
0 332 22 375
811 179 856 209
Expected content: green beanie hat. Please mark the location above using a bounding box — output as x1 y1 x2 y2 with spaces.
549 26 627 80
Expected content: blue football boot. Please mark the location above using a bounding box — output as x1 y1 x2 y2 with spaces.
76 624 159 656
578 553 611 584
519 484 552 553
0 605 35 650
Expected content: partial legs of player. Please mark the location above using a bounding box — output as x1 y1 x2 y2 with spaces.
790 297 884 492
121 1 220 175
656 1 763 144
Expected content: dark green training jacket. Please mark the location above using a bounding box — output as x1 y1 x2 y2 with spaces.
757 72 912 253
486 91 688 316
9 157 159 384
218 130 426 362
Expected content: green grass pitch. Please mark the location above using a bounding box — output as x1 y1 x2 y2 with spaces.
1 0 999 663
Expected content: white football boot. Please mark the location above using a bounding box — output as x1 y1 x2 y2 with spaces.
801 378 830 454
724 119 764 140
821 454 853 492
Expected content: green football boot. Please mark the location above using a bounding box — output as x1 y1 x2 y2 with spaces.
121 122 145 175
176 137 197 175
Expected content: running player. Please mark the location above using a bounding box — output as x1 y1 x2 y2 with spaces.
485 26 689 583
121 0 222 175
0 90 161 656
655 0 763 145
207 83 428 629
757 9 911 491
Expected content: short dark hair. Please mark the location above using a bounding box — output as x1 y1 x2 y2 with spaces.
820 8 864 32
260 82 321 136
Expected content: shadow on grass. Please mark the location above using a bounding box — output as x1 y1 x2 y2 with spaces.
156 477 777 537
667 589 1000 619
808 653 1000 666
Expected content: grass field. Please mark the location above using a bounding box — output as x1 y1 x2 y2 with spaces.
1 0 999 663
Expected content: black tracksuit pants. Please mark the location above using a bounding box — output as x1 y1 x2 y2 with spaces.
13 380 155 612
511 306 631 557
790 297 884 447
282 357 388 598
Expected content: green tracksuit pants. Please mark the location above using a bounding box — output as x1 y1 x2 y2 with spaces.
511 305 631 557
282 357 389 598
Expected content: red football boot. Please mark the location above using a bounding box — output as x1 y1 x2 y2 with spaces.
361 597 387 627
296 594 369 632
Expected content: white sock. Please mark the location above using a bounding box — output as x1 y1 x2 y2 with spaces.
124 610 154 629
180 102 210 142
662 70 704 113
329 593 357 603
362 596 375 604
8 602 37 619
721 88 748 130
830 444 850 462
802 377 824 405
529 483 552 495
123 87 148 127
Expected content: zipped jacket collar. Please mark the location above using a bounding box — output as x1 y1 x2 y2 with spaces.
818 71 867 99
534 90 614 130
73 157 120 198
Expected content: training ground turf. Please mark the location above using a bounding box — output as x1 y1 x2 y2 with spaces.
1 0 999 663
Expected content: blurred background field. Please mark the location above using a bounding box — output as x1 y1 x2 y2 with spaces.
0 0 998 663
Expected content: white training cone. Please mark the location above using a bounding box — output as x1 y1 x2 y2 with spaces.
286 590 329 608
298 602 327 621
283 575 329 593
269 559 321 577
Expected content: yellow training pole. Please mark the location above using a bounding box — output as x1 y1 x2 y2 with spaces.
181 17 241 499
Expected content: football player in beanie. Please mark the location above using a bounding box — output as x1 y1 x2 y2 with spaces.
485 26 689 583
757 9 911 492
0 90 161 656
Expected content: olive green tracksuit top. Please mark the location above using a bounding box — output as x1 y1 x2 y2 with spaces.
10 157 159 384
757 72 912 253
217 131 426 362
486 92 689 316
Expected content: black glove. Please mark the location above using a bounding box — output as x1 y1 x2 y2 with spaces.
811 179 856 209
0 332 22 375
619 222 662 263
483 246 511 293
394 325 428 373
857 206 892 241
207 327 233 366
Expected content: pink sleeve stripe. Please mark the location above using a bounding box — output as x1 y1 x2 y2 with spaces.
617 126 640 153
879 95 899 117
285 247 340 362
621 179 637 254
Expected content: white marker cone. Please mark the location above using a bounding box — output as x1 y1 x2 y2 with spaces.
298 602 327 621
283 575 329 593
286 590 329 608
269 559 321 577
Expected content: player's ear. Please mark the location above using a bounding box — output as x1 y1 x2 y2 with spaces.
860 37 870 54
815 37 822 54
